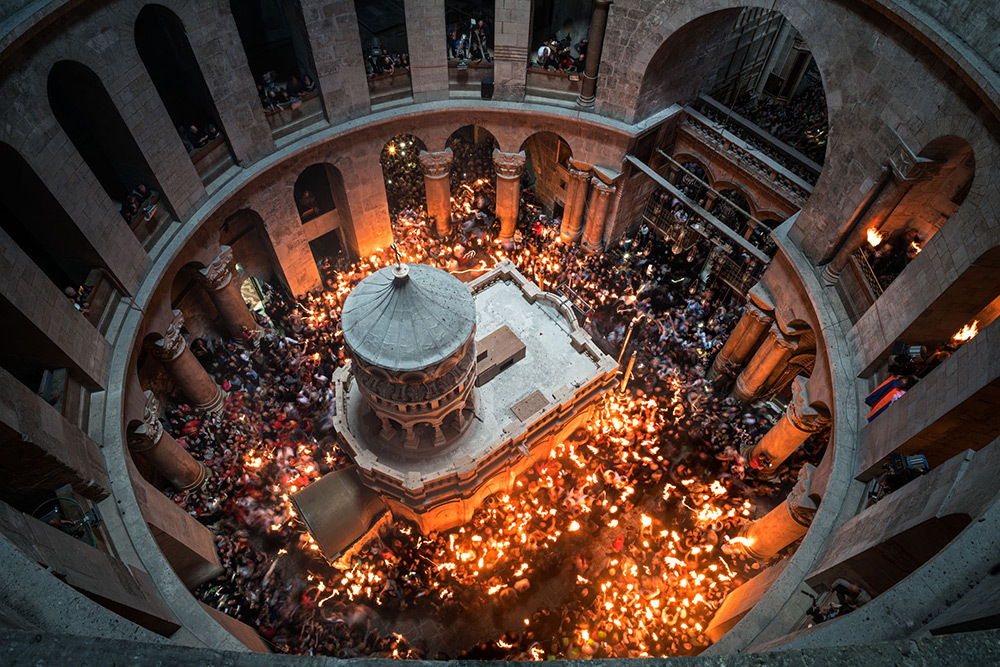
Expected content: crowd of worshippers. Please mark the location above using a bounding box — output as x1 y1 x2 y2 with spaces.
257 69 316 112
532 35 588 73
447 18 492 64
180 122 222 152
153 162 829 656
380 138 425 215
364 38 409 77
730 83 828 165
119 182 159 225
862 227 923 290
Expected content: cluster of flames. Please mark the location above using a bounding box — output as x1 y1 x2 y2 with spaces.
229 183 762 658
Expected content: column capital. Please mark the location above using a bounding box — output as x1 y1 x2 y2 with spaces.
419 149 454 179
787 376 831 433
786 463 819 526
771 325 797 352
492 149 526 179
888 142 936 182
149 310 187 360
128 390 164 452
198 246 235 291
746 302 774 326
590 177 616 196
568 166 591 182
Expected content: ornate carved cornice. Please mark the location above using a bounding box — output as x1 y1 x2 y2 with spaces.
590 177 616 196
419 149 454 179
199 246 234 291
568 166 591 182
492 150 526 179
889 141 936 182
150 310 187 361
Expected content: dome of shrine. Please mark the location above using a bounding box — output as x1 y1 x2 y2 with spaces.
341 263 476 372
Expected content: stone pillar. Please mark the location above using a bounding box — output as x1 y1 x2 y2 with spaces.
581 177 616 253
821 146 935 286
419 149 454 236
560 166 592 243
493 150 526 245
127 391 206 491
199 246 259 344
733 324 795 403
150 310 226 412
577 0 614 109
708 302 774 380
725 464 817 560
742 376 831 477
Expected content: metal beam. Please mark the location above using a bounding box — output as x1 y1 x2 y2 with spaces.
625 154 770 263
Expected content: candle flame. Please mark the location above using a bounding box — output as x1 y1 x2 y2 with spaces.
953 320 979 343
866 228 883 247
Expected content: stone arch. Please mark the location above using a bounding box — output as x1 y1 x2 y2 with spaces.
380 134 429 216
294 161 358 263
519 131 573 212
714 184 757 235
672 152 717 185
446 124 499 199
134 4 236 169
47 60 175 232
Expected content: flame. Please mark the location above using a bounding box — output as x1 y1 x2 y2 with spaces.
866 228 883 247
568 520 581 532
909 240 922 254
953 320 979 343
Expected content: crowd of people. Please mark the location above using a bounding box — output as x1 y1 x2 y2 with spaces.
365 38 410 77
152 148 832 658
729 82 828 165
448 18 492 64
532 35 588 74
257 69 316 113
119 182 159 225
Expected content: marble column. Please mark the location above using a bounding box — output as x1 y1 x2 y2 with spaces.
493 150 526 246
199 246 260 345
419 149 454 237
822 146 935 286
560 166 592 243
577 0 614 109
150 310 226 412
581 177 616 253
724 464 817 560
733 324 795 403
128 391 206 491
742 376 831 477
708 302 774 380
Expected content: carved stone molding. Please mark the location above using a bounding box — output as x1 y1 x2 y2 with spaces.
150 310 186 361
199 246 234 291
590 177 616 196
786 376 831 433
127 390 164 452
568 166 590 182
419 149 454 179
786 463 818 526
492 150 526 179
889 141 937 182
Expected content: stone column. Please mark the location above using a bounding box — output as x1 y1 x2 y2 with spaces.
821 146 935 286
560 166 592 243
199 246 260 344
724 464 817 560
493 150 526 246
577 0 614 109
150 310 226 412
708 302 774 380
742 376 831 477
733 324 795 403
127 391 206 491
419 149 454 236
581 177 616 253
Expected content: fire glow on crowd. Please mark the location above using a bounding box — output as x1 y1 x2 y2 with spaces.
167 164 823 659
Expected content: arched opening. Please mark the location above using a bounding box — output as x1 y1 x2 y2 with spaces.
714 187 753 237
445 0 493 92
860 137 975 294
637 9 828 171
229 0 325 131
675 160 711 203
446 125 498 215
380 134 428 217
47 60 170 242
295 163 355 269
355 0 411 104
0 143 107 296
135 4 235 181
529 0 589 71
519 131 572 218
220 209 284 313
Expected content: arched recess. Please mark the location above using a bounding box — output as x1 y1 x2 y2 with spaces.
861 136 975 294
0 142 107 293
229 0 324 119
519 131 572 215
295 162 357 264
135 5 236 176
446 125 499 202
380 134 428 217
714 186 755 236
47 60 173 237
674 158 712 203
